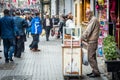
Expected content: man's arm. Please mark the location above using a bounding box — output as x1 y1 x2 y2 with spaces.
82 22 88 26
81 20 96 40
12 19 19 37
22 19 28 28
42 19 46 29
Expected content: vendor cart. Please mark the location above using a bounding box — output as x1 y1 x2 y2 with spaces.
62 27 82 80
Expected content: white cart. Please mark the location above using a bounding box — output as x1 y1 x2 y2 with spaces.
62 27 82 80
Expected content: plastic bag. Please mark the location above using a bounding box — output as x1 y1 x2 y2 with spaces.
51 29 55 36
82 48 89 66
41 29 46 36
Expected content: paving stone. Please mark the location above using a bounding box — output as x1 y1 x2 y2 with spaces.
0 63 17 70
1 75 32 80
0 36 108 80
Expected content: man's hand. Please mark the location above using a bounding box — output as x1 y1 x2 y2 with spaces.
80 38 83 47
80 38 83 42
16 36 20 39
82 22 88 26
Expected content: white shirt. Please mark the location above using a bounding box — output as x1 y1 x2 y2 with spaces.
66 19 75 28
46 19 50 26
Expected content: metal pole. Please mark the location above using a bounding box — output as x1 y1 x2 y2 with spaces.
71 0 72 13
63 0 65 15
50 0 51 16
107 0 109 21
40 0 44 20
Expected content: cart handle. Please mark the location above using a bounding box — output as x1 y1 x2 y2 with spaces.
82 41 88 46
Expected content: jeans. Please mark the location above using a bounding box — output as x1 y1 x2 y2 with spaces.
29 34 39 49
3 38 15 60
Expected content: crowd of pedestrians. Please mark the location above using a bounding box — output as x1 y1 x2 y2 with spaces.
0 9 41 63
0 8 74 63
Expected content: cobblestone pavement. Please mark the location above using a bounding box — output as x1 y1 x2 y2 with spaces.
0 36 108 80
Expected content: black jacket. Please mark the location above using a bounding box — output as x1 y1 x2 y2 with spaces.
43 18 53 29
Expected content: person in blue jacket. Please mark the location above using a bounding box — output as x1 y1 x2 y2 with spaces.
29 12 42 52
0 9 19 63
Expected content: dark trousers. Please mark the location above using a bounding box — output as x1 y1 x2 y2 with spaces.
88 43 100 75
3 38 15 60
0 37 1 45
45 26 51 41
26 31 30 37
14 36 24 57
29 34 39 49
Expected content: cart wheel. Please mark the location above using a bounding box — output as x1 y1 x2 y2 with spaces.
78 76 80 80
64 76 69 80
79 76 84 80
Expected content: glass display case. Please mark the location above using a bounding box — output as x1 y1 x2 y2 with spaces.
63 27 81 46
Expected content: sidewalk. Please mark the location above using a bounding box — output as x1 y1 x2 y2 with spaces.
0 36 108 80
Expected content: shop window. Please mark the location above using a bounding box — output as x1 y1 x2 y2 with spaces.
82 0 90 22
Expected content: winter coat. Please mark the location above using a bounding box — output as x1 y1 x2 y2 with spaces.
43 18 53 29
0 16 19 39
14 16 28 36
31 16 42 35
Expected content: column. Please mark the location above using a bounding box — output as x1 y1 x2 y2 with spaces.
56 0 59 15
77 0 82 26
90 0 95 14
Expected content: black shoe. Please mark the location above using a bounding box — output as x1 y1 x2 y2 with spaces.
87 72 93 76
14 55 17 57
0 50 2 52
9 58 14 61
5 60 9 63
89 74 100 78
46 38 49 41
46 39 49 41
14 55 21 58
16 56 21 58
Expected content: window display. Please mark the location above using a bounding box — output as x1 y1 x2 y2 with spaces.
96 0 108 57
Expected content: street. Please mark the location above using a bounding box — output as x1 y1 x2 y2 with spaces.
0 36 108 80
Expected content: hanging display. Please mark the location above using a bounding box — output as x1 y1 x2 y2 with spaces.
96 0 108 57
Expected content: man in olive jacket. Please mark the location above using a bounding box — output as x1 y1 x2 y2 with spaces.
81 10 100 77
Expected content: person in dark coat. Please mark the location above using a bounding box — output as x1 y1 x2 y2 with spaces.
43 15 53 41
0 9 19 63
58 15 65 41
54 15 59 25
14 11 28 58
